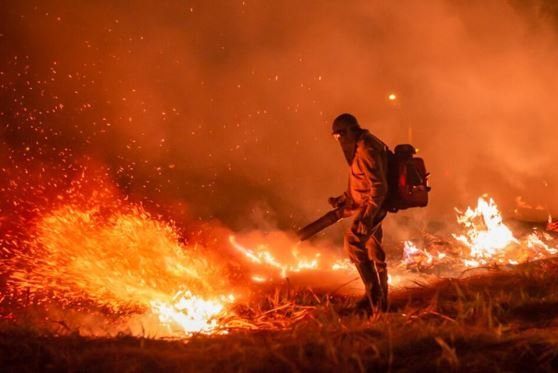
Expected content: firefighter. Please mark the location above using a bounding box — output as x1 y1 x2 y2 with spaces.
329 113 389 314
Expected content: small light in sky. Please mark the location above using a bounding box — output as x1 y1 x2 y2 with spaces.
388 93 397 101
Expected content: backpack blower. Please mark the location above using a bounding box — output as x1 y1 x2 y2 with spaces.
297 144 430 241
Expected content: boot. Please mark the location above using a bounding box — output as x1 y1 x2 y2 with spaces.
368 262 387 313
375 264 389 313
352 261 382 315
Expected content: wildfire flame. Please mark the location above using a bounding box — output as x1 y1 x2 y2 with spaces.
453 197 519 262
403 196 557 270
229 235 356 282
229 235 319 279
402 241 447 270
3 201 234 336
1 184 366 337
1 189 556 338
151 291 235 335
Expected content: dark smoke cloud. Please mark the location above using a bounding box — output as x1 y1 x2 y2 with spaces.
1 0 557 238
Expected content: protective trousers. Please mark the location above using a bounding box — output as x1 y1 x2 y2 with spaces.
344 210 388 312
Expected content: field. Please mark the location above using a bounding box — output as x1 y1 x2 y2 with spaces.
2 0 558 371
2 257 558 372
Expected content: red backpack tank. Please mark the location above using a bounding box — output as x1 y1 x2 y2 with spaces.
384 144 431 213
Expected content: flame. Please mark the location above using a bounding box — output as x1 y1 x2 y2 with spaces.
150 291 234 335
251 275 268 283
453 197 518 255
402 240 448 271
4 200 234 336
3 188 555 338
228 235 404 288
331 258 354 272
402 196 557 270
526 232 558 255
229 235 320 279
453 197 519 265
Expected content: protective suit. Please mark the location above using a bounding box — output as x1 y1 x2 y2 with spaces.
331 114 389 313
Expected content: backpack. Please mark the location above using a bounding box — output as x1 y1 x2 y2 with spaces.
383 144 431 213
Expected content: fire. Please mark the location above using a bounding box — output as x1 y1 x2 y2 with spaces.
229 235 367 282
3 199 234 337
403 196 557 271
526 231 558 255
228 234 407 290
151 291 234 335
229 235 320 279
402 240 447 271
2 187 555 338
453 197 519 266
331 258 354 272
2 180 378 337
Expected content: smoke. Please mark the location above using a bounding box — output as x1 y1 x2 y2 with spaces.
1 0 557 239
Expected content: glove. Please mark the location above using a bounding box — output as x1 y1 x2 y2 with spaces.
328 194 347 209
355 220 370 236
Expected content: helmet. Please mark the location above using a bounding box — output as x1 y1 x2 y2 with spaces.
332 113 360 136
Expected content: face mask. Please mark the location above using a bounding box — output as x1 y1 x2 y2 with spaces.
334 130 357 165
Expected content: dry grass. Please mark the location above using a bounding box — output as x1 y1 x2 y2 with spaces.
2 258 558 372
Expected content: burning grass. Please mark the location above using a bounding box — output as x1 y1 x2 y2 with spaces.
1 181 558 370
1 189 557 331
1 200 236 336
2 258 558 371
